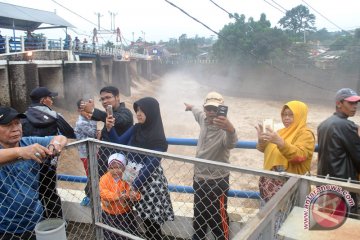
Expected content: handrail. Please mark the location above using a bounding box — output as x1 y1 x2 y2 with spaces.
57 174 261 199
166 138 319 152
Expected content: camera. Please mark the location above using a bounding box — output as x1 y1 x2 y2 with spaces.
217 105 228 117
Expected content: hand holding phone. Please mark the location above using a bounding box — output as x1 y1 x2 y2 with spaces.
106 105 113 116
217 105 228 117
262 118 274 133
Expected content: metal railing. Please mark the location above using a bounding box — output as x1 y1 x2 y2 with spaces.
1 138 359 240
0 35 149 59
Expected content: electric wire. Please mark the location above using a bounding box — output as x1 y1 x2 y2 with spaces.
301 0 350 34
51 0 127 46
263 0 285 14
270 0 287 12
165 0 333 92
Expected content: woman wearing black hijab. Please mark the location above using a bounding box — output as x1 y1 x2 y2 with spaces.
107 97 174 239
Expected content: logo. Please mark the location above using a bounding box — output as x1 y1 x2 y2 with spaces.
0 114 3 119
303 185 354 230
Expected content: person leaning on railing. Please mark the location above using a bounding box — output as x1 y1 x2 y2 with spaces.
255 100 315 203
317 88 360 217
0 106 67 240
184 91 238 240
106 97 174 240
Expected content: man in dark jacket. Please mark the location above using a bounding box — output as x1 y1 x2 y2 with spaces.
81 86 133 176
317 88 360 216
22 86 75 219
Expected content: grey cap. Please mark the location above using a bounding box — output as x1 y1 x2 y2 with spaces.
335 88 360 102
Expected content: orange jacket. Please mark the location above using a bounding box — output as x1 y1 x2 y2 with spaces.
99 172 141 215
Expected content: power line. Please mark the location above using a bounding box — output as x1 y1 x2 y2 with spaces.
270 0 287 12
51 0 127 45
301 0 350 34
209 0 235 19
263 0 285 14
164 0 333 93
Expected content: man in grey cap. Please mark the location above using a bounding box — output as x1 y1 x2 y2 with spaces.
317 88 360 217
21 86 75 219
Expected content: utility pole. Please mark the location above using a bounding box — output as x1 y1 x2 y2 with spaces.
94 12 103 30
108 11 118 31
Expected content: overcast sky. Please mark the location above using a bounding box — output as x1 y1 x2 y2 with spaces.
1 0 359 43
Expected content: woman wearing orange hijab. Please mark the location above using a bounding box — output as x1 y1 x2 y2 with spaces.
255 100 315 202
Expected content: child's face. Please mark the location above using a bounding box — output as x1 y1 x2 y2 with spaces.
108 161 125 178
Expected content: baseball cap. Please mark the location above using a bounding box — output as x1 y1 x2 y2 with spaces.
108 153 127 168
30 87 58 100
0 107 26 125
335 88 360 102
203 92 224 107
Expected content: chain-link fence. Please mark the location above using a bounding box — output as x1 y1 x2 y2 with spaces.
1 139 360 240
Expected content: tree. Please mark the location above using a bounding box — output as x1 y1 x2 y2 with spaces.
213 13 290 62
278 4 316 39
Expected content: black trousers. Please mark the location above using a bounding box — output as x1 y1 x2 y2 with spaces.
39 164 63 219
192 176 230 240
102 211 138 240
143 219 163 240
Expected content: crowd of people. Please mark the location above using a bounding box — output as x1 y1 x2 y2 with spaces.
0 84 360 239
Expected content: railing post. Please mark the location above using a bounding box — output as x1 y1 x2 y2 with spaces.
87 140 104 240
5 36 9 53
60 38 63 50
45 37 48 50
296 178 310 207
20 36 25 52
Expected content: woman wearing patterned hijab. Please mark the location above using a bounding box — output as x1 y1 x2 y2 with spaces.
255 100 315 202
107 97 174 239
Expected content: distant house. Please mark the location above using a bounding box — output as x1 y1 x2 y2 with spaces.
312 50 346 69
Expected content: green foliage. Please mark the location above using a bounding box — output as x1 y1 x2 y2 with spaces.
212 13 290 62
105 41 114 48
278 4 316 37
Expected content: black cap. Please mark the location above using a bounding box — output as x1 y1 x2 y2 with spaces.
30 87 58 100
0 107 26 125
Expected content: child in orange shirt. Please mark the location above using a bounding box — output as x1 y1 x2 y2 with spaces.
100 153 140 240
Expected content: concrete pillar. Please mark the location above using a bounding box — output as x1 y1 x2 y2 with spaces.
112 60 131 96
5 36 9 54
63 62 94 110
38 67 64 98
8 62 39 112
139 59 152 80
0 60 11 106
20 36 25 52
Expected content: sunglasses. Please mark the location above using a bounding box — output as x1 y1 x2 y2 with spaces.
204 106 218 112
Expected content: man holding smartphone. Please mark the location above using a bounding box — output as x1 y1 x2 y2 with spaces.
184 91 238 240
81 86 133 176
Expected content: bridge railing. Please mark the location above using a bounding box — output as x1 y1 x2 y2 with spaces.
0 35 149 59
59 139 359 239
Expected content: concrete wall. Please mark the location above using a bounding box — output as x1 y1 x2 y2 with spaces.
63 61 94 110
112 60 131 96
0 51 160 111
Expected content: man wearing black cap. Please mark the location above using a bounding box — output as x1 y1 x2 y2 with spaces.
21 86 75 220
317 88 360 217
0 106 67 240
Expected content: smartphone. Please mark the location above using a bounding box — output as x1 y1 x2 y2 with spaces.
263 118 274 133
217 105 228 117
106 105 113 116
